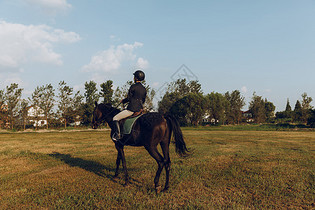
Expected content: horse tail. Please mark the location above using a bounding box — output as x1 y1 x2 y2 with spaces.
165 114 189 157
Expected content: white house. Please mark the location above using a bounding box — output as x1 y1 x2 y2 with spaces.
202 114 219 124
242 110 254 123
27 106 47 127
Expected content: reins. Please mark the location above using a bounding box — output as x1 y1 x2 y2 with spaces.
96 102 122 124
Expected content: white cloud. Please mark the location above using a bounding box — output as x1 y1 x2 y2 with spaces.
0 21 81 71
0 72 26 89
25 0 72 15
136 57 149 69
82 42 147 73
241 86 248 93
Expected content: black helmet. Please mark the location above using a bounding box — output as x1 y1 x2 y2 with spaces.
133 70 145 81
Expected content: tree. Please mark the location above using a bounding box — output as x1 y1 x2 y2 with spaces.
249 92 266 123
158 79 202 114
185 93 207 125
58 81 73 128
285 99 292 112
5 83 23 129
275 99 293 122
143 81 156 111
293 100 303 122
206 92 228 124
85 81 99 106
0 89 7 129
301 93 313 123
284 99 293 119
0 89 4 108
225 90 245 124
301 92 313 110
170 93 207 126
38 84 55 129
29 86 43 128
70 91 84 126
19 99 29 130
112 86 124 107
264 99 275 122
158 92 179 115
82 81 99 125
169 96 189 126
307 109 315 128
100 80 113 104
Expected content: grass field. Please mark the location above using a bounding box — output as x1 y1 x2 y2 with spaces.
0 128 314 209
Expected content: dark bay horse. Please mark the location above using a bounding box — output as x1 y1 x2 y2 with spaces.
92 102 188 192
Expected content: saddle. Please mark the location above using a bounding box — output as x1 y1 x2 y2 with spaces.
130 109 144 118
120 109 145 135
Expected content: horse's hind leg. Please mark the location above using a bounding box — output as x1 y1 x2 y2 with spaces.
146 146 164 193
161 141 171 191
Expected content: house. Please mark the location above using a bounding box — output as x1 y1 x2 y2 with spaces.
69 115 81 127
242 110 254 123
27 106 47 127
202 114 219 124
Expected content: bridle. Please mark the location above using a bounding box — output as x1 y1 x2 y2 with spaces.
93 103 122 128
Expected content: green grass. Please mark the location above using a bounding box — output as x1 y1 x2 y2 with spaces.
0 129 314 209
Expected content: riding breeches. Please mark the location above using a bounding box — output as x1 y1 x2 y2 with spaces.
113 110 134 121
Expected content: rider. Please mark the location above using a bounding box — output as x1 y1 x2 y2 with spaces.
112 70 147 141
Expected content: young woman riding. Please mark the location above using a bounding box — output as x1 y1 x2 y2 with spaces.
112 70 147 141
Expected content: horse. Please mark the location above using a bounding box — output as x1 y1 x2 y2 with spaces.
92 102 188 192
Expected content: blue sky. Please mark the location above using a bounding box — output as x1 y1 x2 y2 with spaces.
0 0 314 111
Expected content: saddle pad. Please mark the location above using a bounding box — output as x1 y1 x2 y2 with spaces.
122 114 143 135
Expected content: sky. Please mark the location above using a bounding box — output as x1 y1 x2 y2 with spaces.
0 0 315 111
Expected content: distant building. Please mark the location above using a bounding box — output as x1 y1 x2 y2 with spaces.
202 114 219 124
70 115 81 127
242 110 254 123
27 106 47 127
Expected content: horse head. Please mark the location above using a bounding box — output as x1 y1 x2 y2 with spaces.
92 102 116 129
92 101 102 129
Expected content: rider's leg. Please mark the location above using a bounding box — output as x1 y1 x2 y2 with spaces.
112 110 134 141
112 120 121 140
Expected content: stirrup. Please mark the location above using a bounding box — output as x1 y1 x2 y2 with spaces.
112 133 121 142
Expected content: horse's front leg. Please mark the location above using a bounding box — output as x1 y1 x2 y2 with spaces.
114 150 121 178
115 144 129 185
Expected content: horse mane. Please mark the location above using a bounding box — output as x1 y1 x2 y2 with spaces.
98 103 121 119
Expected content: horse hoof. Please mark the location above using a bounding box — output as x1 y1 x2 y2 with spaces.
162 186 169 192
124 179 130 186
155 185 162 194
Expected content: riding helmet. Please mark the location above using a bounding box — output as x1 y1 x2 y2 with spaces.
133 70 145 81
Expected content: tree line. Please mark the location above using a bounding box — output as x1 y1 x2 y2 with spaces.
0 80 154 130
158 79 314 127
0 79 314 130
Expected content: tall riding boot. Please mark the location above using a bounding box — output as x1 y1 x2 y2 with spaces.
112 120 121 141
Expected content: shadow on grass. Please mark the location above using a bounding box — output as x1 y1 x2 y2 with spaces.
49 152 115 179
48 152 142 186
